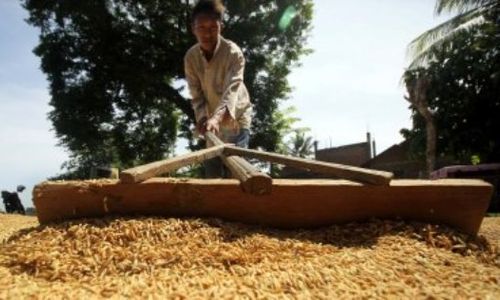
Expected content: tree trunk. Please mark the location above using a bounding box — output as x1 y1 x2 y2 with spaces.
418 104 436 176
405 77 435 177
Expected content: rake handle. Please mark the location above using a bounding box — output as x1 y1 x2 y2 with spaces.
205 132 272 195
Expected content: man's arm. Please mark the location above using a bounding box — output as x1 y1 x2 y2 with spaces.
184 56 208 133
211 48 246 125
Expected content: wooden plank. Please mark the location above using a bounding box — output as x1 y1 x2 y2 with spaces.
120 145 225 183
205 132 272 195
224 145 393 185
33 178 493 235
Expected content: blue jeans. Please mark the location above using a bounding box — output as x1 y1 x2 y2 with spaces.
204 128 250 178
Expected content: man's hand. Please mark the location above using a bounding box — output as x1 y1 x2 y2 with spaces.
196 117 208 135
206 107 228 134
206 117 220 133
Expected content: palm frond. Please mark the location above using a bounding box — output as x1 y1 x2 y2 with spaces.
286 130 314 158
435 0 496 15
407 8 486 68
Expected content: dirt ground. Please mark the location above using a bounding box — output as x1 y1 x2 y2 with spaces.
0 213 499 299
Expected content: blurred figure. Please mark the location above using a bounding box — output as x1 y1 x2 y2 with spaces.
1 185 26 215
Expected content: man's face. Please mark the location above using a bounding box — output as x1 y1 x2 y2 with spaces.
192 13 221 52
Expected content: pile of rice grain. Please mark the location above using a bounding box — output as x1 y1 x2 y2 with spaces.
0 213 38 243
0 214 499 299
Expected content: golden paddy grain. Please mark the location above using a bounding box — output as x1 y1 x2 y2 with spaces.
0 214 498 299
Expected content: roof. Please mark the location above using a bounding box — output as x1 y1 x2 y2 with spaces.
362 141 409 168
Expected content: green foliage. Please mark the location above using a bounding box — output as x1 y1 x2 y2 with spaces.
402 12 500 163
224 1 314 152
471 154 481 165
286 128 314 158
272 106 301 154
23 0 314 178
407 0 498 67
257 105 311 176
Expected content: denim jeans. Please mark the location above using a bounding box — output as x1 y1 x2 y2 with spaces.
204 128 250 178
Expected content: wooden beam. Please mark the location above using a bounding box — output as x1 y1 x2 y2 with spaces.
33 178 492 235
220 155 272 195
205 132 272 195
120 145 225 183
224 145 393 185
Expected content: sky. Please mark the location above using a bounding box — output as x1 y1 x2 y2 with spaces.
0 0 449 208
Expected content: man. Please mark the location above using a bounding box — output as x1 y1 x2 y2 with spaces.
184 0 253 178
1 185 26 215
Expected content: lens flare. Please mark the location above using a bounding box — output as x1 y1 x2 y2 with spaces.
278 6 298 31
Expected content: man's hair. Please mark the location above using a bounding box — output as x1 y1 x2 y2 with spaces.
191 0 225 23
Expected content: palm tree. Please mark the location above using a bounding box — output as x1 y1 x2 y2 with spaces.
404 75 435 176
287 129 314 158
407 0 499 68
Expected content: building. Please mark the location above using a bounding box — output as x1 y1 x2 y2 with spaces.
280 132 375 178
315 132 374 167
362 140 426 178
280 133 431 179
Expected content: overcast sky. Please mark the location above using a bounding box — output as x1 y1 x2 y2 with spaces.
0 0 448 208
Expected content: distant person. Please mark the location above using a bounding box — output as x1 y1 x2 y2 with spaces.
1 191 12 212
1 185 26 215
184 0 253 178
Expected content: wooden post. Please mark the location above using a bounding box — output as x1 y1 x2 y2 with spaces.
205 132 272 195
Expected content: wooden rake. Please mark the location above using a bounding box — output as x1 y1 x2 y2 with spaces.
120 132 394 195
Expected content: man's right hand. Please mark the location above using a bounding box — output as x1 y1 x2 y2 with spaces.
197 117 208 135
206 117 220 134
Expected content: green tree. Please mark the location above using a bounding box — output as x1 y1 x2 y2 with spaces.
286 128 314 158
23 0 313 178
272 106 301 154
237 105 306 177
407 0 499 67
402 17 500 164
